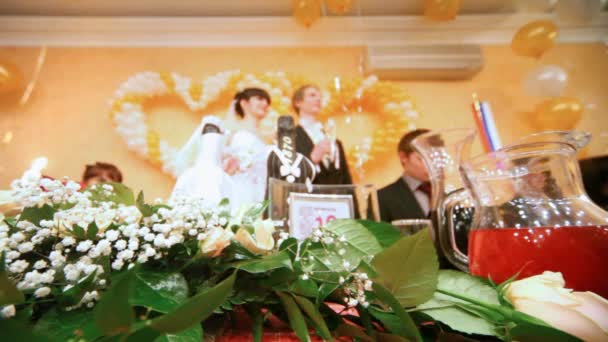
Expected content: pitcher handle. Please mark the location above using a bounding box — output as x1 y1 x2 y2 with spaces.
438 187 470 271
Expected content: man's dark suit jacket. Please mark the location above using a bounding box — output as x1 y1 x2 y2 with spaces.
378 177 460 269
377 177 426 223
295 125 352 185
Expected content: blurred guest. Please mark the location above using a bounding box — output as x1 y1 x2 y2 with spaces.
82 162 123 188
378 129 431 223
291 85 352 185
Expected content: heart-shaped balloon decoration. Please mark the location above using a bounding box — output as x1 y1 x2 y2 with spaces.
109 71 419 181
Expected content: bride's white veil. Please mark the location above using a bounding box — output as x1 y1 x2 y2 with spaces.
173 115 225 176
222 100 241 136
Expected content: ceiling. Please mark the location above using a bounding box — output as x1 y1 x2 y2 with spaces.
0 0 574 17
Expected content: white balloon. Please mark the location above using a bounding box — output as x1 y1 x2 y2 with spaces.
522 65 568 97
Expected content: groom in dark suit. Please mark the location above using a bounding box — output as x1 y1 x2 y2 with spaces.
291 85 352 185
378 129 432 223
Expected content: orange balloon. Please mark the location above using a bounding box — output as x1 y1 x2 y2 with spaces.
531 97 584 130
325 0 353 15
0 61 24 95
511 20 559 58
293 0 322 28
424 0 461 21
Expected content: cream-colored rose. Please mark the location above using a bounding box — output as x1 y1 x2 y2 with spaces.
506 271 608 341
95 209 116 232
234 219 275 255
200 227 233 258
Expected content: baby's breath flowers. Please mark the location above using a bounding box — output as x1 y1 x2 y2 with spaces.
0 173 254 311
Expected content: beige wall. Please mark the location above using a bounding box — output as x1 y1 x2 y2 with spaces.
0 44 606 200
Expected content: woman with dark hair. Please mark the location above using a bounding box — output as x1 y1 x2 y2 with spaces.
173 88 272 208
224 88 273 207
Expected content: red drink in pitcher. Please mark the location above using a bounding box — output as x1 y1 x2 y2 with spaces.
469 225 608 298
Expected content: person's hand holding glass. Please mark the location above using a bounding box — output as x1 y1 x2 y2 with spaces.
324 119 337 167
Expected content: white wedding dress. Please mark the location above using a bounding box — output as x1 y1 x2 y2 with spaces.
170 116 269 210
225 129 270 209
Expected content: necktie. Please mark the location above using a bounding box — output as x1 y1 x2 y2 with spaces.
417 182 432 201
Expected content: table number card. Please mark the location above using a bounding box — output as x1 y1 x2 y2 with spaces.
288 192 354 240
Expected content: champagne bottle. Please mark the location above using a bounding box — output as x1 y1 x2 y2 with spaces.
267 116 315 183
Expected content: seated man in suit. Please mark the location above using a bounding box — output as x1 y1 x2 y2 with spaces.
378 129 431 223
291 85 352 185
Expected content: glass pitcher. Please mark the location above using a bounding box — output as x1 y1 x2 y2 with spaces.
449 141 608 297
411 128 477 268
514 130 592 150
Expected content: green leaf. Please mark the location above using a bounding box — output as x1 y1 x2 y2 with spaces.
71 224 86 239
372 228 438 307
19 204 55 226
0 252 25 306
304 220 383 280
242 201 269 223
136 191 155 217
229 250 292 274
147 272 236 334
377 333 410 342
335 324 373 341
244 305 263 342
369 306 413 338
87 182 135 206
293 295 333 341
0 318 55 342
87 221 99 240
373 282 422 342
94 269 136 336
34 308 102 341
257 268 297 289
508 322 582 342
57 270 98 307
107 182 136 205
276 291 311 342
316 283 338 305
130 270 189 313
154 325 203 342
358 219 402 249
288 278 318 298
416 270 500 337
324 219 383 257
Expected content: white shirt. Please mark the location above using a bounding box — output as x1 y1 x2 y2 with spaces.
298 117 339 171
403 175 430 216
299 117 325 145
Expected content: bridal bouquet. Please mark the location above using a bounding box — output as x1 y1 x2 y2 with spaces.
0 171 604 341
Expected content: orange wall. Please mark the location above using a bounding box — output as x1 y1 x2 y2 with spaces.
0 45 606 200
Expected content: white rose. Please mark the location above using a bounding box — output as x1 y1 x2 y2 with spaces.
95 210 116 232
506 271 608 341
200 227 233 258
34 286 51 298
234 219 275 255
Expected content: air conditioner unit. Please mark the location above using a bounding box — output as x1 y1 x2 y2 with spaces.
364 45 484 80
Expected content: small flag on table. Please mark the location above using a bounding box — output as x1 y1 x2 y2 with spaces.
472 93 502 152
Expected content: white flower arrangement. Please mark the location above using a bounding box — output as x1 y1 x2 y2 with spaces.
1 171 277 311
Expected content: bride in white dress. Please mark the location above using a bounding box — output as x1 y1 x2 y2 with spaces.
171 88 272 209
